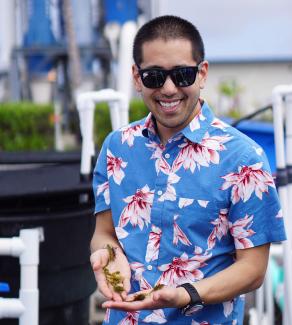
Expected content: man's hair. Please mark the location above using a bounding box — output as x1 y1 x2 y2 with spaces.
133 15 205 66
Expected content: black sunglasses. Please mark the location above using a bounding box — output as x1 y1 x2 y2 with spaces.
137 63 203 89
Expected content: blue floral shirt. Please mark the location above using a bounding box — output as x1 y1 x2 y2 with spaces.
93 101 286 325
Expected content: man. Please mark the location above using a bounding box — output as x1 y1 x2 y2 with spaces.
90 15 286 324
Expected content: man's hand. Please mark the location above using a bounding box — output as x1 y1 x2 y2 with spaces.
90 247 131 301
101 285 190 311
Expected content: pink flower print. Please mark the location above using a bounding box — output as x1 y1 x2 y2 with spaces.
107 149 127 185
129 262 152 290
146 141 171 175
178 198 194 208
115 226 129 242
189 107 206 131
119 185 154 230
144 113 157 135
211 117 228 130
223 300 234 317
96 181 110 205
143 309 167 323
276 209 283 218
145 225 162 263
194 246 203 255
197 200 209 208
173 132 231 173
139 276 152 291
191 321 210 325
157 252 211 286
167 133 183 143
253 146 263 156
121 124 143 147
118 311 140 325
158 173 180 202
104 308 110 323
207 209 229 250
229 214 255 249
130 262 145 281
173 215 191 246
221 162 275 204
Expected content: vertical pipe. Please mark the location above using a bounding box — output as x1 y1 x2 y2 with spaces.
109 101 121 131
116 21 137 100
265 260 274 325
19 229 41 325
272 87 292 325
77 89 129 178
255 286 264 323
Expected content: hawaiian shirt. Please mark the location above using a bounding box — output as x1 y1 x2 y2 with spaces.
93 101 286 325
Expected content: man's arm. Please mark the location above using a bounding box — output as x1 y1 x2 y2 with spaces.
101 243 270 310
90 209 131 301
90 209 121 252
194 243 270 303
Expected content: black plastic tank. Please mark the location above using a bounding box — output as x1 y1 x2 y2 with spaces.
0 151 97 325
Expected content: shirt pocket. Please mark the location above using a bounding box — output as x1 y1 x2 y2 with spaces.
161 194 228 254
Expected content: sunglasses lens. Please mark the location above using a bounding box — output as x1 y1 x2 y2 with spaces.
139 66 199 88
172 67 197 87
140 70 165 88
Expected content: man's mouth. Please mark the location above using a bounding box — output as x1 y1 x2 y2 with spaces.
157 99 182 112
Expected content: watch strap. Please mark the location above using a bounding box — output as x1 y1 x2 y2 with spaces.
177 283 204 315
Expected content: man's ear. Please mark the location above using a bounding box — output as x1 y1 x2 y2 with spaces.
132 64 142 92
198 61 209 90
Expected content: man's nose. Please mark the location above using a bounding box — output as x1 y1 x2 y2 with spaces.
160 76 177 95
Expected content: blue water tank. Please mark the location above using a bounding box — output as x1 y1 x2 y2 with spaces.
0 282 10 293
23 0 61 73
104 0 138 24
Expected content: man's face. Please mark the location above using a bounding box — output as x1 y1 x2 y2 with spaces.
133 38 208 143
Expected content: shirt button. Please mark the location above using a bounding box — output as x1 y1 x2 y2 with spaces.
164 153 170 159
147 265 153 271
157 190 163 196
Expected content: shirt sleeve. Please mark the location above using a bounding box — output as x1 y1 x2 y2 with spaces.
92 133 112 214
226 146 286 249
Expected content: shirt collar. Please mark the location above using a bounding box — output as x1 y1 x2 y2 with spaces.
141 100 215 144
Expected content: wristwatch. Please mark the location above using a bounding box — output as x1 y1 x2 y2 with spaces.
177 283 204 316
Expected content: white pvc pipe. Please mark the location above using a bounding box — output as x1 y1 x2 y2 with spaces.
0 298 25 319
272 85 292 325
255 286 264 324
285 94 292 254
0 0 16 70
0 228 42 325
117 21 137 100
249 307 259 325
272 88 286 169
20 229 41 325
0 237 25 257
76 88 130 176
265 261 274 325
253 243 283 325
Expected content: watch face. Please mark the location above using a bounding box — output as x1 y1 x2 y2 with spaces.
183 303 204 316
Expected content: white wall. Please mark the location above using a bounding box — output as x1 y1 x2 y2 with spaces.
151 0 292 62
202 62 292 116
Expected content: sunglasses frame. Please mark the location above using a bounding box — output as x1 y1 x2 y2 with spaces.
137 62 203 89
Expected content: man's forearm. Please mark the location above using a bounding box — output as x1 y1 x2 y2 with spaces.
90 232 122 253
194 244 269 304
90 209 123 254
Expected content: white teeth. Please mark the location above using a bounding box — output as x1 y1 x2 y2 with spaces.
159 100 180 107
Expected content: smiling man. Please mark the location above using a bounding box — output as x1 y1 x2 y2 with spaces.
90 15 286 324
